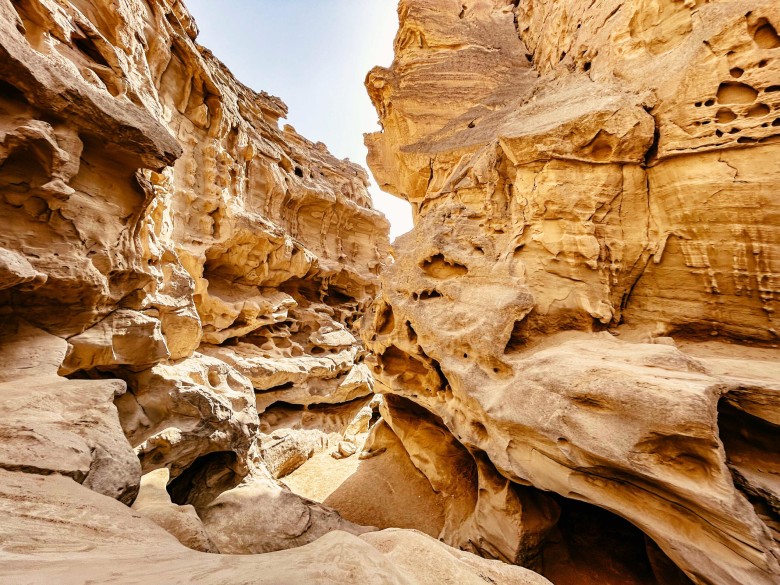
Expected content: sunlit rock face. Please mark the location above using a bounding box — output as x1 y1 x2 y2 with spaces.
0 0 392 562
364 1 780 584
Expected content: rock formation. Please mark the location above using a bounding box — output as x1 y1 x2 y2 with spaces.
0 468 550 585
363 1 780 584
2 0 779 583
0 0 548 581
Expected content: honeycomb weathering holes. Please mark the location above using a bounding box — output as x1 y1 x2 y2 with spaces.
716 82 759 105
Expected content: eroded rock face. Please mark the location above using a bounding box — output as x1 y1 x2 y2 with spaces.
0 0 390 568
0 320 141 504
367 0 780 341
364 1 780 584
0 470 552 585
131 468 218 553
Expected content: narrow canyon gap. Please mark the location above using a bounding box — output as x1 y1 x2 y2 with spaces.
0 2 778 585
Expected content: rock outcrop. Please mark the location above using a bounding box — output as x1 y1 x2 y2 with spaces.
0 469 552 585
363 1 780 584
3 0 779 583
0 320 141 504
0 0 399 576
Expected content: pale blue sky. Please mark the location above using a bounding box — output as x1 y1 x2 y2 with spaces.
185 0 412 239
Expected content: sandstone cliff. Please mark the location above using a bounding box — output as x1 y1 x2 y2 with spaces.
0 0 401 557
2 0 779 584
0 0 542 580
362 1 780 584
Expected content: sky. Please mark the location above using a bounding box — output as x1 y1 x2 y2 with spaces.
184 0 412 240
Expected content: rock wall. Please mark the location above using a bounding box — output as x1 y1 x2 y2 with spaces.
0 0 397 562
363 1 780 584
3 0 779 583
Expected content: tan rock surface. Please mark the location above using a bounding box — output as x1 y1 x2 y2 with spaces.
0 320 140 504
0 0 390 566
367 0 780 341
284 419 448 538
364 1 780 584
196 465 372 555
0 470 551 585
114 352 259 478
131 468 217 552
4 0 778 583
0 0 388 466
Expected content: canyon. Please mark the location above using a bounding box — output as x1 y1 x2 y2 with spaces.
0 1 778 584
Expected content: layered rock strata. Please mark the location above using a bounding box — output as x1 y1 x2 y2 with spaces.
0 0 414 574
364 1 780 584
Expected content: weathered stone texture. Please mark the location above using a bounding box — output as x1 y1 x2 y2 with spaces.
363 2 780 584
0 0 395 576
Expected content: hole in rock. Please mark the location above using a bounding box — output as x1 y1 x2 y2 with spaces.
716 82 758 104
376 304 395 335
323 287 356 307
265 400 306 412
737 136 757 143
470 421 488 442
369 409 381 429
378 345 429 377
644 127 660 165
413 289 443 301
0 80 28 108
718 398 780 541
716 108 737 123
753 18 780 49
583 61 591 72
505 319 529 353
259 381 295 393
586 132 615 160
427 356 449 391
759 59 769 67
167 451 242 508
277 278 314 302
404 320 418 344
0 142 51 194
773 118 780 126
294 166 304 177
73 34 111 68
540 496 694 585
704 98 715 107
766 85 780 93
207 369 221 387
420 253 468 278
748 103 770 117
730 67 744 78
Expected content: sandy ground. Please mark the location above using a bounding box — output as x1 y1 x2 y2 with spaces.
282 450 362 502
282 432 446 538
